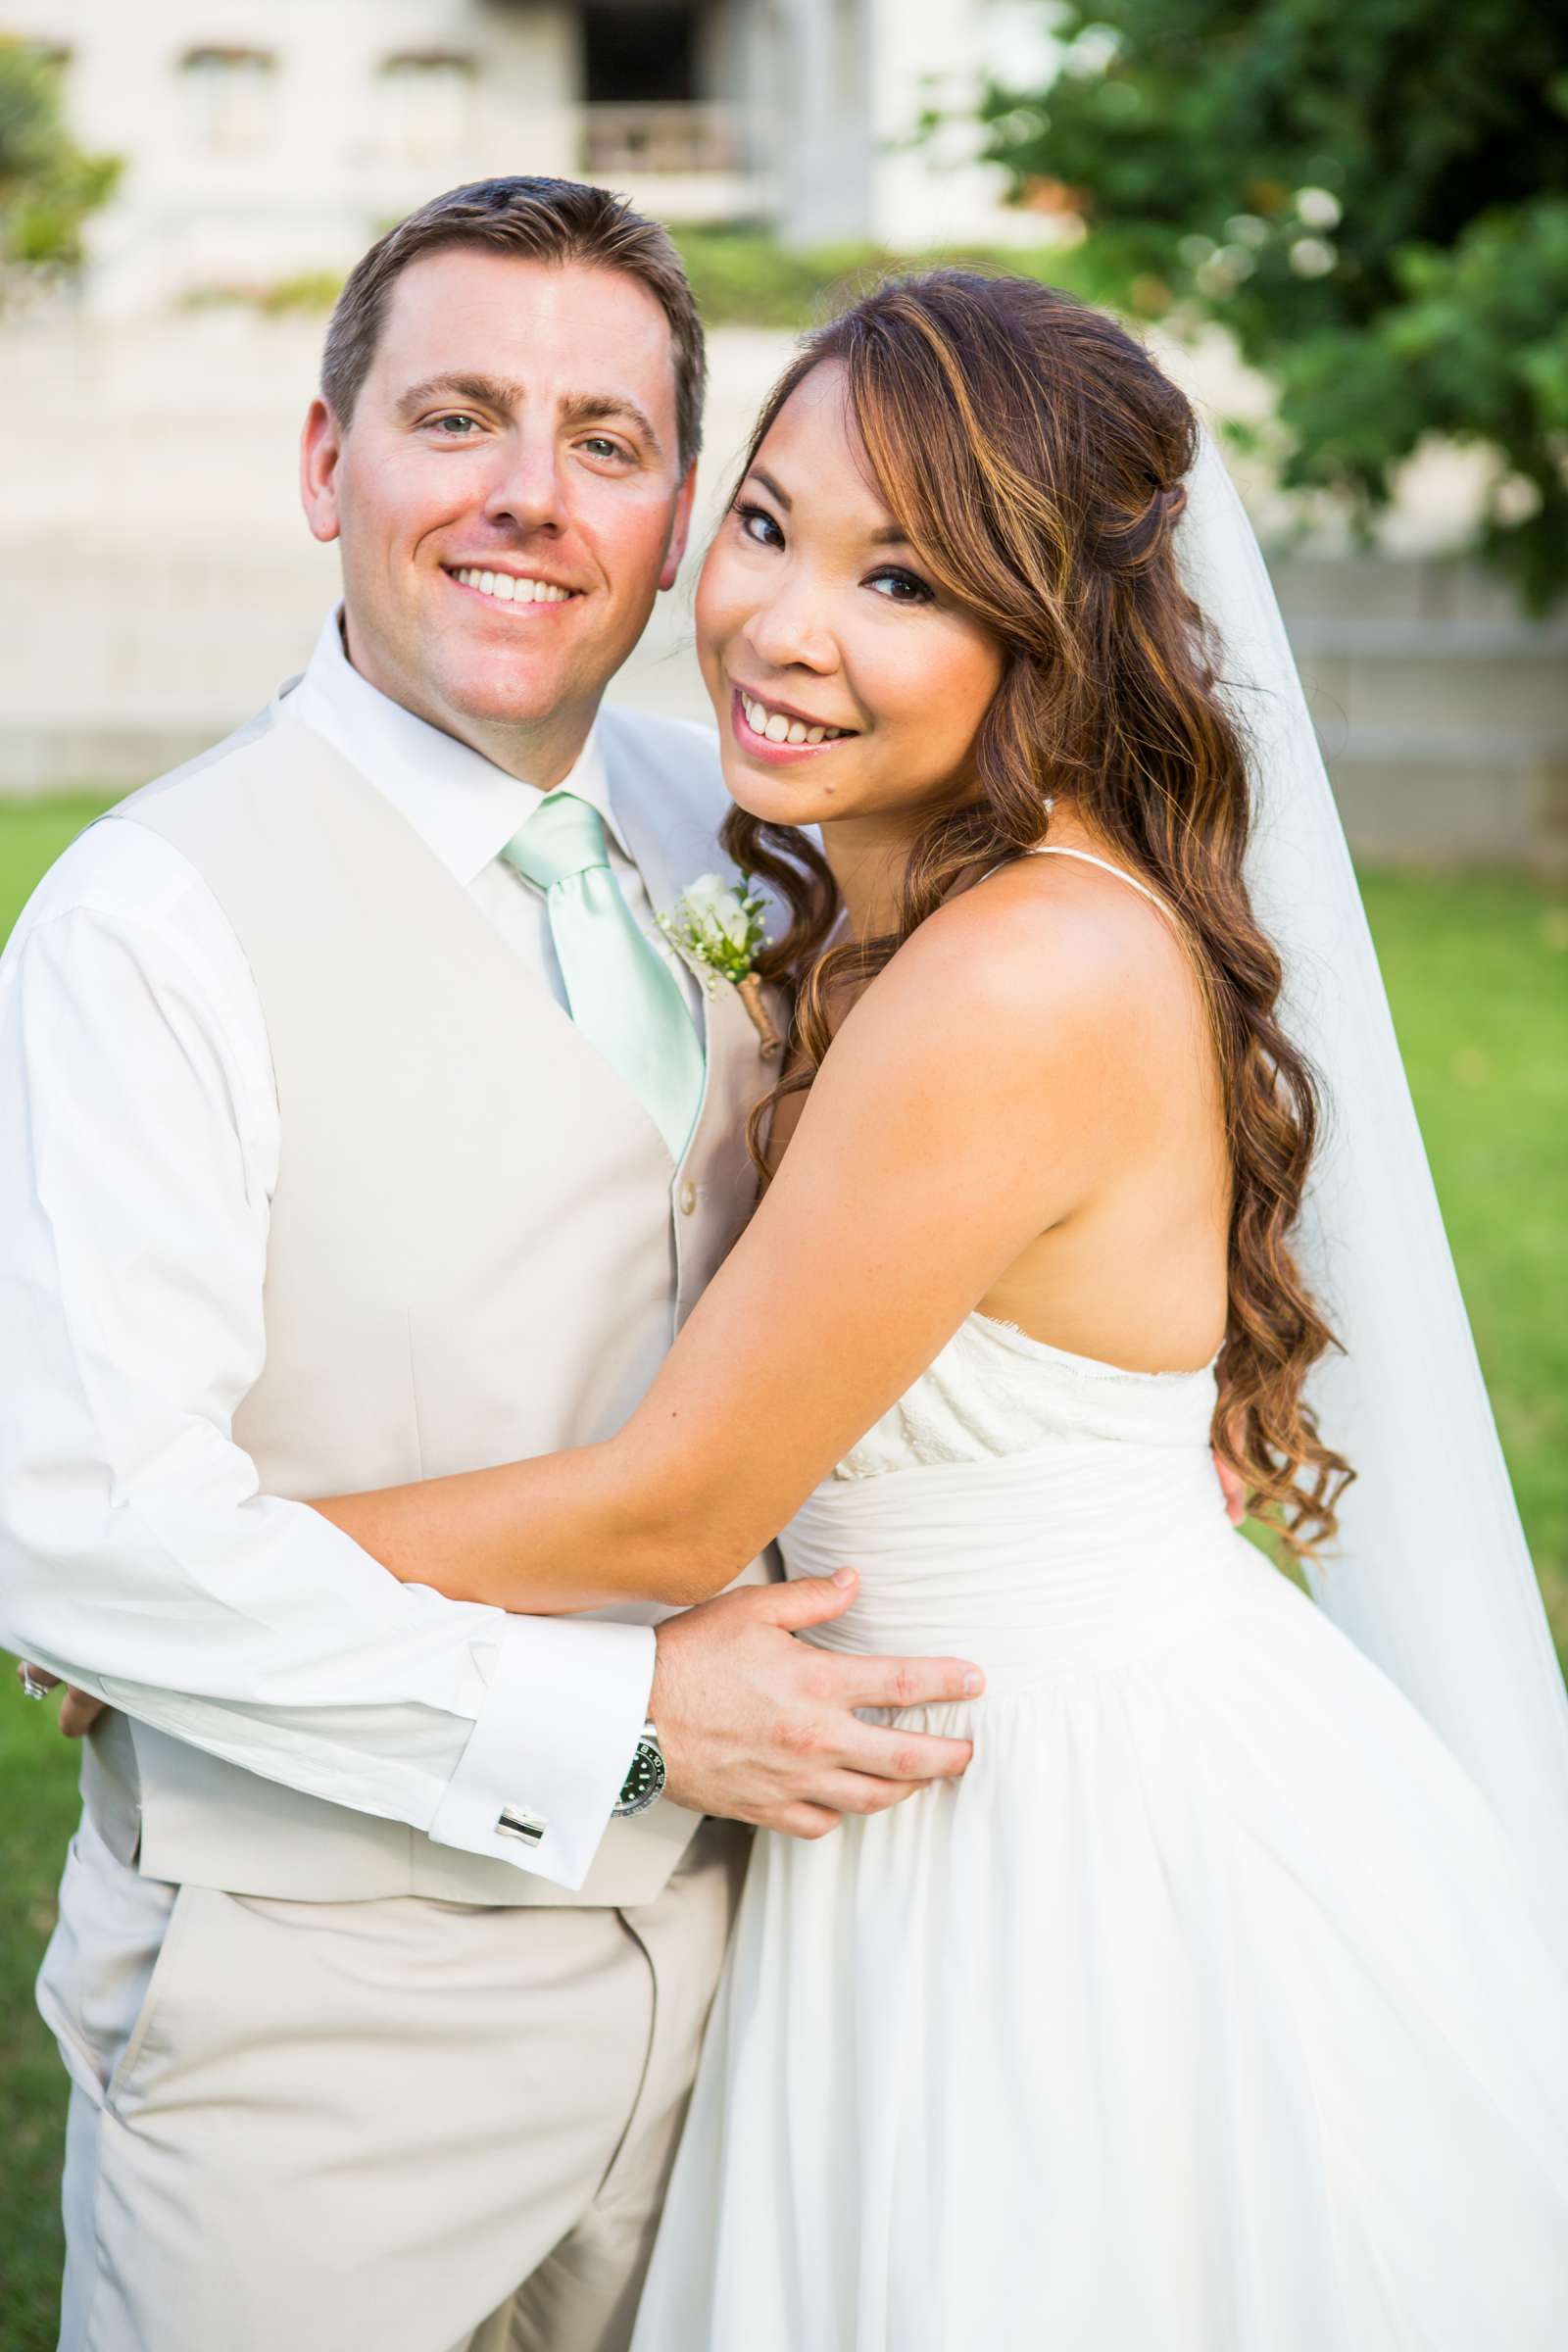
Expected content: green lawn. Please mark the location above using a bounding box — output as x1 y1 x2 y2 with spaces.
0 799 1564 2342
1357 869 1568 1652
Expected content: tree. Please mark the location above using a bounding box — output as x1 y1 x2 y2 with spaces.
0 38 120 291
981 2 1568 608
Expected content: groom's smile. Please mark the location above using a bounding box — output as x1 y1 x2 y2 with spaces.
442 564 583 609
300 247 696 789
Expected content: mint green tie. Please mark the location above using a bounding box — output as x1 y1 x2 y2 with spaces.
501 791 706 1161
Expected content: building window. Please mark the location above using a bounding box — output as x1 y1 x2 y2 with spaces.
583 6 697 105
581 3 738 176
376 52 476 162
180 47 276 154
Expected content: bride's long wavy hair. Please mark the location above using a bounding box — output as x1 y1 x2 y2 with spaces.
721 270 1351 1560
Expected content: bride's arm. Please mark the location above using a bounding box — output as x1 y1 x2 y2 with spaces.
313 886 1133 1610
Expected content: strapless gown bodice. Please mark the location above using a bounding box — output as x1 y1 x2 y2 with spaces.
632 1316 1568 2351
830 1306 1219 1476
785 1312 1233 1691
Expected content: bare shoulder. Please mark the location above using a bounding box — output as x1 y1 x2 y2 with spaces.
846 847 1195 1085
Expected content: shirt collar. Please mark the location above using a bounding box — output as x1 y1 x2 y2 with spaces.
284 607 624 888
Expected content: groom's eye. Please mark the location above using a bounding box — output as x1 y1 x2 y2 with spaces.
429 414 481 436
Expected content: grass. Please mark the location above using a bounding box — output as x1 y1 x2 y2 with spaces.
1356 869 1568 1647
0 798 1564 2341
0 800 113 2340
0 797 113 937
0 1699 90 2338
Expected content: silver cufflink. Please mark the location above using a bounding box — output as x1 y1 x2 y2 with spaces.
496 1806 548 1848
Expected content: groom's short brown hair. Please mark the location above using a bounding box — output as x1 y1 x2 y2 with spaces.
321 175 707 467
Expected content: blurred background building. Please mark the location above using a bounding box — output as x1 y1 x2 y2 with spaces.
2 1 1566 870
22 0 1050 306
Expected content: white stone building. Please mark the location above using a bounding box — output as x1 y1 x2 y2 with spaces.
13 8 1562 862
18 0 1058 315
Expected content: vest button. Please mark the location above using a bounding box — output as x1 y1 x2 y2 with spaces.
678 1182 698 1216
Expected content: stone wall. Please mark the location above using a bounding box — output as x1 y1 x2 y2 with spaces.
1278 559 1568 872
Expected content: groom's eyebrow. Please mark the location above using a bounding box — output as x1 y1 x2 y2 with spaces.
395 372 529 420
394 375 664 459
558 391 664 459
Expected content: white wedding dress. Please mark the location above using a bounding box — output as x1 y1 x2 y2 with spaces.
631 1305 1568 2349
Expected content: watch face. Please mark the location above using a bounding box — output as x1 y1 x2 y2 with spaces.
619 1741 665 1811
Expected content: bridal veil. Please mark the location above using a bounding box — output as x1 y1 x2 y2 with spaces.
1177 434 1568 1956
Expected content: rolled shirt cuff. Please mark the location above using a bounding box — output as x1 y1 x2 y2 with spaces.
426 1613 657 1890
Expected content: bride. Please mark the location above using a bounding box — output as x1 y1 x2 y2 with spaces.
316 271 1568 2343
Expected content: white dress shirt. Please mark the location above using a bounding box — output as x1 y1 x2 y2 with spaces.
288 612 696 1024
0 612 698 1883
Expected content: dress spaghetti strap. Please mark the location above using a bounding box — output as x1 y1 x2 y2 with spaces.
1021 844 1171 917
978 842 1176 926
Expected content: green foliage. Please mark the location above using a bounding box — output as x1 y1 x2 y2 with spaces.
0 39 120 280
667 226 1125 332
257 269 347 318
181 268 356 318
982 3 1568 608
172 230 1125 337
671 228 873 329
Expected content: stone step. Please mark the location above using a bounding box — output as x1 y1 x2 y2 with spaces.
1323 744 1567 871
1265 551 1537 630
1287 614 1568 661
1298 652 1568 741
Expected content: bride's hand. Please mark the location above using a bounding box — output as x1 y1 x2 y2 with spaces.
1213 1450 1249 1526
15 1661 105 1735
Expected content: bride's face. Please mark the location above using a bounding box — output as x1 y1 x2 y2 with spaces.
695 362 1004 837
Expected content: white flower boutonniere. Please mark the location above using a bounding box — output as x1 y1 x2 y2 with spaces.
658 873 783 1056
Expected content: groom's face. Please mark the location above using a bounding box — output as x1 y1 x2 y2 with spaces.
301 248 695 762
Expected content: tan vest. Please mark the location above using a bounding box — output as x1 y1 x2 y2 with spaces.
80 696 779 1907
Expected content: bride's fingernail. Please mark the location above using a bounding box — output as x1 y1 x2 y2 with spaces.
963 1671 983 1696
832 1567 856 1588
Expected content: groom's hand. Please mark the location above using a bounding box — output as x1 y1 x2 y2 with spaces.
650 1569 981 1841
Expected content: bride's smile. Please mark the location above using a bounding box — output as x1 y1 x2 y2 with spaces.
727 680 857 760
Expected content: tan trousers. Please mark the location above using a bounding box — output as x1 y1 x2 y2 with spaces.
38 1811 749 2352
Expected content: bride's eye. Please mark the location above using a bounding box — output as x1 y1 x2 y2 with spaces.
867 565 934 605
736 502 784 550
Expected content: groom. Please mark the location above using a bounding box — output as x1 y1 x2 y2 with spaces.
0 178 982 2352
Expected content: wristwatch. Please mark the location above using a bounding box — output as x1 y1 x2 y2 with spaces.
612 1719 666 1817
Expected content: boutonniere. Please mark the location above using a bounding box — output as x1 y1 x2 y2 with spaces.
658 873 783 1057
